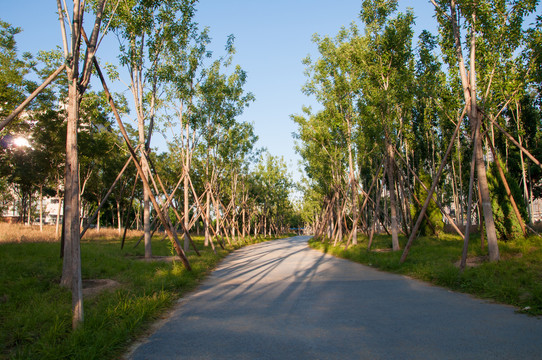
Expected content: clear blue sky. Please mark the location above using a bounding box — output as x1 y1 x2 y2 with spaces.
3 1 437 183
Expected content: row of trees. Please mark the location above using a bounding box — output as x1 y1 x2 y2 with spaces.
294 0 541 265
1 1 298 328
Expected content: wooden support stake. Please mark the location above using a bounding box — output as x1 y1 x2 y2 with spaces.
489 115 542 169
81 148 137 239
460 116 480 270
121 172 140 249
144 155 201 256
485 133 526 236
400 106 466 263
187 177 217 253
0 64 66 131
394 147 464 239
368 179 383 250
92 57 191 271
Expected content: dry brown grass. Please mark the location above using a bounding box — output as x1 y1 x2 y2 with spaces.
0 223 144 243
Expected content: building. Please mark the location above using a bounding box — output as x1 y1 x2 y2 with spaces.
1 191 63 225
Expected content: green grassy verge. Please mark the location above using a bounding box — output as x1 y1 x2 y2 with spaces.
309 233 542 315
0 234 277 359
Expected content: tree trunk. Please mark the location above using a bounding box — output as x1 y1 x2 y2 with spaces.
230 174 237 241
350 178 358 245
386 140 400 251
205 187 210 246
468 14 499 262
55 181 62 238
336 197 342 244
519 134 531 222
451 159 460 225
460 122 478 270
215 191 221 242
446 1 499 262
328 198 334 240
477 185 485 249
264 213 268 237
184 172 190 252
39 185 43 232
60 58 83 329
117 200 122 235
346 118 358 245
457 134 464 225
396 174 409 235
27 192 32 226
368 179 382 250
136 203 141 230
249 212 254 238
528 163 534 225
79 200 85 228
242 205 246 239
141 151 152 259
472 107 499 260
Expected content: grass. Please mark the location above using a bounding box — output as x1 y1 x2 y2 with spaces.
0 223 142 243
309 232 542 316
0 226 279 360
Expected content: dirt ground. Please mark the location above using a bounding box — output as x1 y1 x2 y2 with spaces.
82 279 121 298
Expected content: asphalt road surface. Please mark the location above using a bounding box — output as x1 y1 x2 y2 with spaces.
127 236 542 360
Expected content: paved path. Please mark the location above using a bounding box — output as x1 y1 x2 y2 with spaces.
128 236 542 359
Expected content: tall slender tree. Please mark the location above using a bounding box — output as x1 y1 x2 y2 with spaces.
108 0 197 258
56 0 107 328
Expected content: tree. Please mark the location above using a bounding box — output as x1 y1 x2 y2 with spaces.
56 0 108 329
194 51 255 245
108 0 197 258
252 153 293 237
302 25 361 245
161 27 216 251
293 107 347 242
357 0 415 251
431 0 539 262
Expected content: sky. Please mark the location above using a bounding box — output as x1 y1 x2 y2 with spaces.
2 0 438 183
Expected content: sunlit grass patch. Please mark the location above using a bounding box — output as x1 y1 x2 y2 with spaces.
0 223 144 243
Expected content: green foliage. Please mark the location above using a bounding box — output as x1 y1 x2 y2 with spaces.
0 19 33 119
360 0 398 32
487 156 527 241
526 15 542 101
